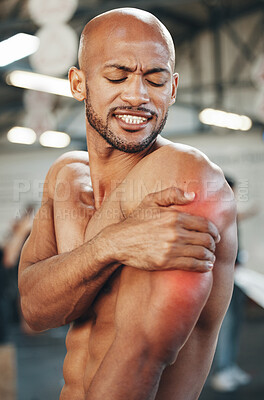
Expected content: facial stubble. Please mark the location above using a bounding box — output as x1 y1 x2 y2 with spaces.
85 84 168 153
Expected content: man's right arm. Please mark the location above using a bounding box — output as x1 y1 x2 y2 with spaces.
18 154 219 332
18 158 120 331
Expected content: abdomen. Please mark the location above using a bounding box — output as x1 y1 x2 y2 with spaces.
61 320 92 400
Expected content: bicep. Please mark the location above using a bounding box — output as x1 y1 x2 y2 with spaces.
18 153 86 271
156 323 218 400
19 198 57 273
155 219 237 400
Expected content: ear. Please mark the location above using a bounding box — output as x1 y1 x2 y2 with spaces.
68 67 86 101
169 73 179 106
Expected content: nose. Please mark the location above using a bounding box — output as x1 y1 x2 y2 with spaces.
120 75 150 106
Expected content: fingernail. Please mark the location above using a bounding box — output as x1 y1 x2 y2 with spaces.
207 262 214 270
184 191 195 200
216 234 221 243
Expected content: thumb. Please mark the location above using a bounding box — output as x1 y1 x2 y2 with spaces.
149 187 195 207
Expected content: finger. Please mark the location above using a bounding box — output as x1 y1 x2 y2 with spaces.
178 213 220 242
174 244 216 263
180 230 216 252
146 187 195 207
169 256 214 272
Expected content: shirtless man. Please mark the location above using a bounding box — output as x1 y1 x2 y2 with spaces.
18 8 237 400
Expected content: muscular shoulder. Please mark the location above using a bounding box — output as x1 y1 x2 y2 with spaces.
147 142 219 184
121 142 236 232
43 150 90 202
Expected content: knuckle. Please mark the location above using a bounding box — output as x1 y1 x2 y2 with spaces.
143 192 156 204
170 211 177 220
145 192 154 202
170 186 178 195
204 218 211 228
172 211 183 226
207 221 217 238
201 222 210 236
203 219 214 235
210 237 216 251
198 247 207 259
204 233 214 249
176 212 183 223
190 258 200 271
165 241 173 255
192 259 204 272
197 215 207 226
163 241 173 258
159 252 168 268
168 230 176 242
173 227 183 242
207 220 214 232
167 225 178 241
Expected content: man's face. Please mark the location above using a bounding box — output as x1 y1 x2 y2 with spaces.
83 23 177 153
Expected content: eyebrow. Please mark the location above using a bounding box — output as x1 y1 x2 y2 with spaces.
103 64 170 75
104 64 136 72
145 67 170 76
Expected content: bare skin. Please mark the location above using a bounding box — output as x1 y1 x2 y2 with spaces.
18 8 237 400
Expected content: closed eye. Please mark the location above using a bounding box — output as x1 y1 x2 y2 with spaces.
146 80 166 87
106 77 127 83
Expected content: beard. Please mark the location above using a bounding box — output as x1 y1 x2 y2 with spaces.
85 85 168 153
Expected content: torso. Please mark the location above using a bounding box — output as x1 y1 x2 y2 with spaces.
55 139 221 399
56 142 166 398
62 268 122 399
54 156 126 399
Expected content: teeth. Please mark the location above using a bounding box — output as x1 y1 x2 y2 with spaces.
116 114 147 124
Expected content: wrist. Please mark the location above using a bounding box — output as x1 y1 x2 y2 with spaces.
91 225 121 267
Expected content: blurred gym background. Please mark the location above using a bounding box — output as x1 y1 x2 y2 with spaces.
0 1 263 399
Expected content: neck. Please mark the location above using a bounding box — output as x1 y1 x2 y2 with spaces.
86 129 160 208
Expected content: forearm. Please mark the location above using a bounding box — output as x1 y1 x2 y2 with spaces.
19 231 119 331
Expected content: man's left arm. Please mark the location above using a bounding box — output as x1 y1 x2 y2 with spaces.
155 170 237 400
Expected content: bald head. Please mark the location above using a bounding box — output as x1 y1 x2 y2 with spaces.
78 8 175 73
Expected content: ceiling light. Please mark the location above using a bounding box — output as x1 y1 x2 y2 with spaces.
199 108 252 131
0 33 39 67
7 126 37 145
6 70 73 97
39 130 71 148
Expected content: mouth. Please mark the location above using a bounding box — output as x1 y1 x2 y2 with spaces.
113 110 153 131
116 114 148 124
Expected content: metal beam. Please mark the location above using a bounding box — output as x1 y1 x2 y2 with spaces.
178 80 255 93
225 21 255 61
6 0 25 20
178 0 264 46
150 6 204 29
213 26 223 107
206 2 225 107
227 16 264 83
201 0 263 23
0 19 36 40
